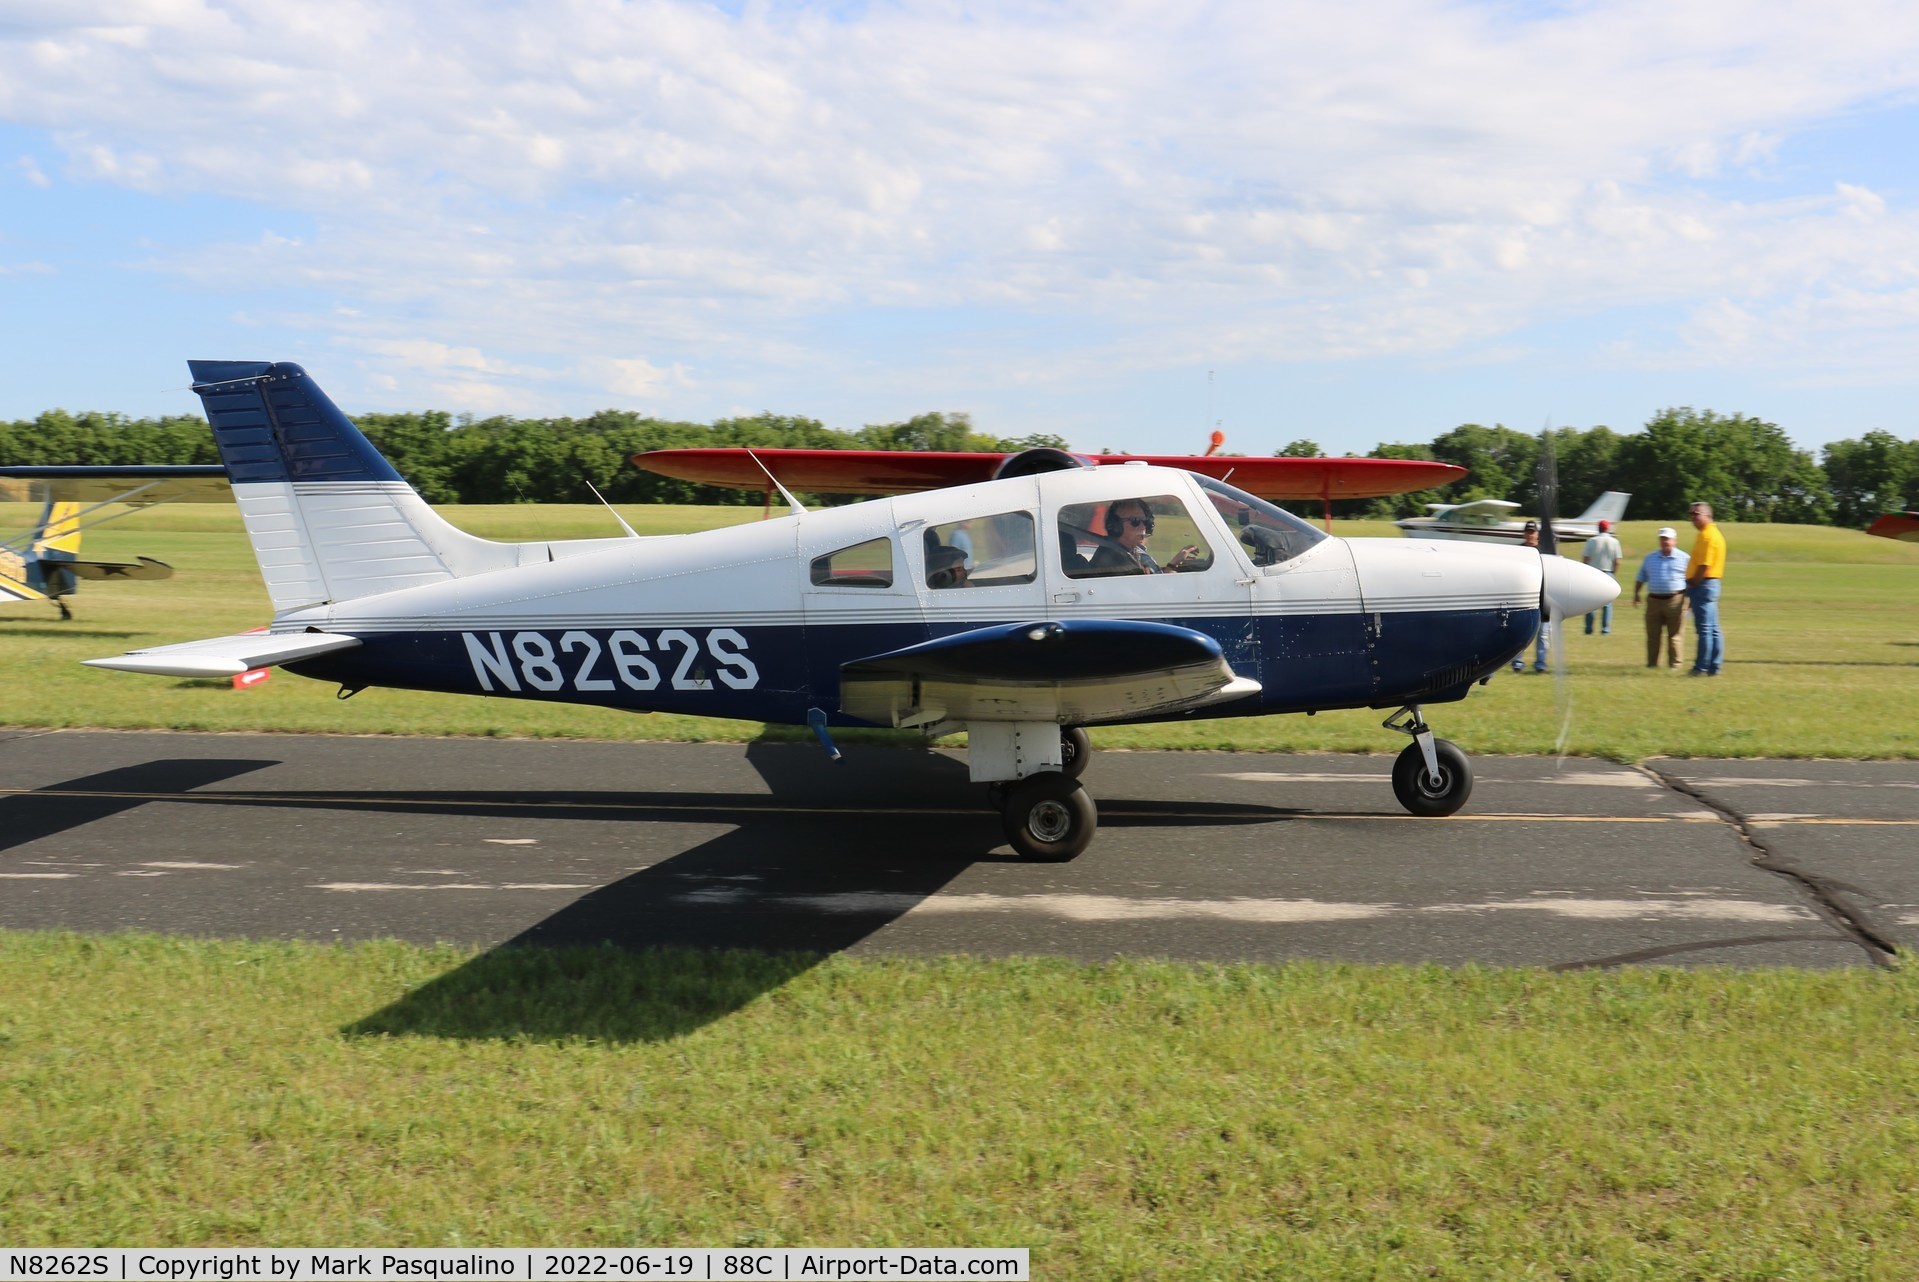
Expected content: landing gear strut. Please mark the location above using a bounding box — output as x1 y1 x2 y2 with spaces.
973 722 1098 861
1383 704 1473 817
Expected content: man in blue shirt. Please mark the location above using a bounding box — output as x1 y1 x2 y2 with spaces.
1632 527 1691 668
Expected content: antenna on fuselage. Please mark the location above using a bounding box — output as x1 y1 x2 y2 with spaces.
583 477 640 539
746 449 807 516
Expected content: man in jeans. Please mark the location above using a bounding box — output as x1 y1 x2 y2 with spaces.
1685 501 1727 676
1632 527 1690 669
1581 518 1623 634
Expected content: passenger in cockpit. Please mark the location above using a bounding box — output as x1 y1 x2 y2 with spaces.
926 544 970 589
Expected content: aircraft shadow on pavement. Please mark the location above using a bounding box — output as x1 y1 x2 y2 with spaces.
345 746 1307 1044
9 746 1312 1044
1 758 280 852
351 742 998 1044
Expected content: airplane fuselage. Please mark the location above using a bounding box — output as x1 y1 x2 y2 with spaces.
1395 517 1600 546
279 468 1548 727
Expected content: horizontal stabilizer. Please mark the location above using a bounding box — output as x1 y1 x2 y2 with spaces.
840 619 1260 728
67 557 175 582
84 631 361 678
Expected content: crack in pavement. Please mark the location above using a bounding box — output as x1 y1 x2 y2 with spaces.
1639 761 1900 969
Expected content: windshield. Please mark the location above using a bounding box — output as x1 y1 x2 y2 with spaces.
1196 476 1327 568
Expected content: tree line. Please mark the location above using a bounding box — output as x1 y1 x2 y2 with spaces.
1 402 1913 526
1290 409 1915 527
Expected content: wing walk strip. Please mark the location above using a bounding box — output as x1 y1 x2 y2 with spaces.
4 786 1911 824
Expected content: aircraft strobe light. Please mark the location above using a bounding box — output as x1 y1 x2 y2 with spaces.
1540 557 1620 620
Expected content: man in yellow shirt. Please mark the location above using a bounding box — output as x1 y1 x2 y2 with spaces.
1685 501 1726 676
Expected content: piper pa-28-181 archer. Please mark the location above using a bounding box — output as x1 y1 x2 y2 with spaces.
86 361 1618 860
1395 490 1630 547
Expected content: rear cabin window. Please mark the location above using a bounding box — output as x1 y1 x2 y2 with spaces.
810 537 894 588
1057 494 1216 579
923 512 1037 589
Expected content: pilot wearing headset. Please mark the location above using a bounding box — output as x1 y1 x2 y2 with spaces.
1088 499 1201 575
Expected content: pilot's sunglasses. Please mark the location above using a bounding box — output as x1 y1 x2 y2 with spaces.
1122 516 1154 530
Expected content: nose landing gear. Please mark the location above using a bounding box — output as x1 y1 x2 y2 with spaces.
1383 704 1473 817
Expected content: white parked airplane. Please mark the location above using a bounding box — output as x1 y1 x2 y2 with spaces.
1395 491 1631 546
85 361 1617 861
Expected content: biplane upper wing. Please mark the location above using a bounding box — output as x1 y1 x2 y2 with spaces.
631 448 1464 502
0 465 230 505
838 619 1261 728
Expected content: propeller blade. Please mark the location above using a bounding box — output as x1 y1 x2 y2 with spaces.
1536 427 1570 761
1535 430 1560 561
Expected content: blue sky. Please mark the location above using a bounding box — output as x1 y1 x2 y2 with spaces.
3 0 1918 458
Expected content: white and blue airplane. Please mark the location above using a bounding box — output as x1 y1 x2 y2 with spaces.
1395 490 1631 546
85 361 1618 860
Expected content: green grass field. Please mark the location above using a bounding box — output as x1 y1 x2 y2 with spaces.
5 503 1916 759
6 933 1919 1276
7 503 1919 1270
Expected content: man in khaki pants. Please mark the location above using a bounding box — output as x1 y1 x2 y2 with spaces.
1632 527 1691 668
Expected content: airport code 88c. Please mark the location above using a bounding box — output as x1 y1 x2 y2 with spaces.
462 629 759 694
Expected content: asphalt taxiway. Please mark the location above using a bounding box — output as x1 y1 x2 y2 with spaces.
2 728 1913 970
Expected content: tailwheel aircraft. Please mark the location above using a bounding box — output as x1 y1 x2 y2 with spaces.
1 465 230 618
85 362 1617 861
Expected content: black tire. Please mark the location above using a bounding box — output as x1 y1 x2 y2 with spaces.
1000 772 1097 861
1059 726 1091 779
1390 739 1473 817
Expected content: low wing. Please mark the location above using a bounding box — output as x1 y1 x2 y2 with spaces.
839 619 1260 728
631 448 1464 502
83 631 361 678
0 465 231 506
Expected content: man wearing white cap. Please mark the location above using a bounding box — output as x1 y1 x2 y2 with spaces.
1632 527 1691 668
1581 518 1623 634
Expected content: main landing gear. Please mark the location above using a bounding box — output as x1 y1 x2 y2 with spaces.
974 723 1097 861
1383 704 1473 817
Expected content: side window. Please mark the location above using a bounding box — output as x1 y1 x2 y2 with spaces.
924 512 1036 589
1058 494 1215 580
809 537 894 588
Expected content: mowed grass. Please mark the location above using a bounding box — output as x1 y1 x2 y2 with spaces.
5 932 1919 1276
5 504 1916 759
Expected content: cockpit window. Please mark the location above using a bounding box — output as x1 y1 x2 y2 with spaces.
1196 476 1326 568
809 537 894 587
924 512 1036 590
1057 494 1215 579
